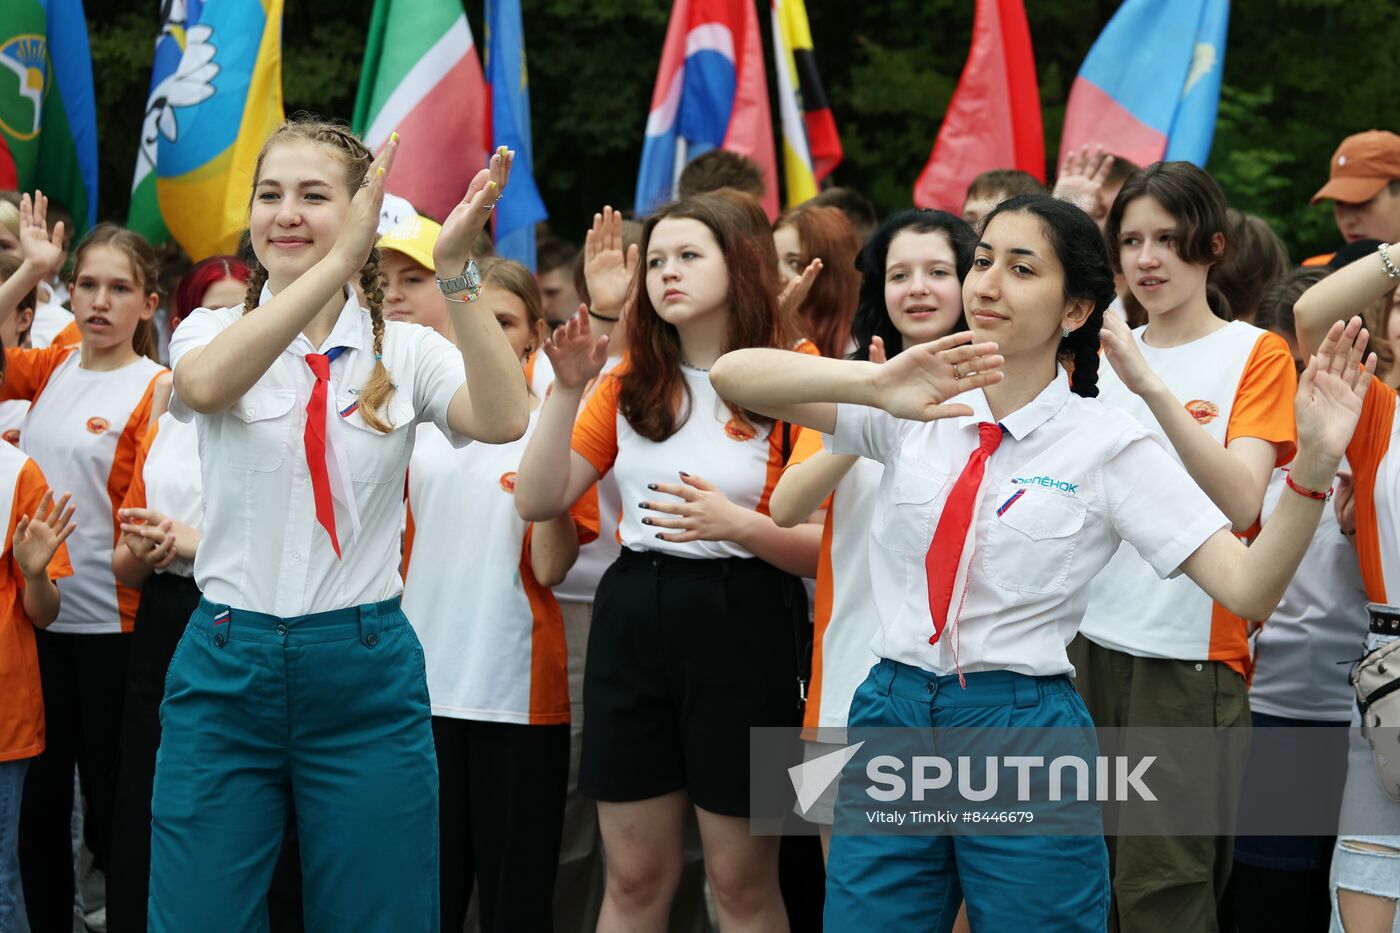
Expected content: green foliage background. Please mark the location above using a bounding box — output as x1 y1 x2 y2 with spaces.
85 0 1400 261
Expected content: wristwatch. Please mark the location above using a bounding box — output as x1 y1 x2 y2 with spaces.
436 259 481 298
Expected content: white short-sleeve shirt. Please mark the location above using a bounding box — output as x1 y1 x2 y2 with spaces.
826 369 1230 677
169 287 469 617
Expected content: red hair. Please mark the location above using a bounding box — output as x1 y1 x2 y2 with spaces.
775 205 860 357
621 194 791 442
173 255 250 327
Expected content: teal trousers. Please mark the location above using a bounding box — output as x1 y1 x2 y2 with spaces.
149 597 439 932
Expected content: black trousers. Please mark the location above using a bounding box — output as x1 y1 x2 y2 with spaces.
433 716 570 933
19 629 130 932
105 572 305 933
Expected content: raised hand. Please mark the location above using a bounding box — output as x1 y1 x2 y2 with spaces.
118 507 177 569
436 146 515 276
868 335 888 365
331 135 399 273
1295 316 1376 465
639 472 750 543
583 206 638 318
13 491 75 579
543 305 609 390
872 331 1003 421
1053 144 1116 224
19 191 66 277
1099 311 1163 396
777 258 823 319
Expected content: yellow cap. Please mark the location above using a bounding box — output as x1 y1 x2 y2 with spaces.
377 214 442 273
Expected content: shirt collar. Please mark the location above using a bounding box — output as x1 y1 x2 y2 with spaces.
260 283 370 355
957 365 1071 441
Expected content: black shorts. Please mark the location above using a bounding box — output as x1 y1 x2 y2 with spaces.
579 548 805 816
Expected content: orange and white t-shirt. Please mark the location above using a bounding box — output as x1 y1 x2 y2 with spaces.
1345 376 1400 605
3 345 165 633
1080 320 1297 676
786 427 883 740
0 442 73 760
402 412 599 725
572 362 791 560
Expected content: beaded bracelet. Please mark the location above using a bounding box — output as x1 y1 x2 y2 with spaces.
1379 243 1400 281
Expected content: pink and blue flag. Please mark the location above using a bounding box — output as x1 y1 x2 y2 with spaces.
635 0 778 218
485 0 547 271
1059 0 1230 169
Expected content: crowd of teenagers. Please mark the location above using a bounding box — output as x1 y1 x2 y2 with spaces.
0 117 1396 933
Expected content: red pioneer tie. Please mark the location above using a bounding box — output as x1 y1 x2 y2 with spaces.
304 346 348 558
924 422 1002 645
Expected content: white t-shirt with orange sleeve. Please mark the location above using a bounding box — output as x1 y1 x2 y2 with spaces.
1079 320 1298 676
571 363 789 561
402 412 600 725
3 345 165 633
1344 376 1400 605
786 427 882 741
0 443 73 760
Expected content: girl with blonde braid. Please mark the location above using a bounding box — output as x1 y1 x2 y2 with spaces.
148 118 528 931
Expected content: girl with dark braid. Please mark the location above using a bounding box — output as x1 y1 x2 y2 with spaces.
147 117 528 931
708 194 1374 930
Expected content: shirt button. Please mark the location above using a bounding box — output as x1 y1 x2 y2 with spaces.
276 623 288 636
245 407 256 417
366 634 378 647
292 552 303 563
1195 663 1204 672
214 634 225 647
925 683 934 694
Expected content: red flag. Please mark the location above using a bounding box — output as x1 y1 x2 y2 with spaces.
913 0 1043 212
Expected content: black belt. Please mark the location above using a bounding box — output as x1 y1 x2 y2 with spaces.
1367 602 1400 636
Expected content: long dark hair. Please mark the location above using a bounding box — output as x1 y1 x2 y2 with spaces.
1106 161 1233 320
850 209 975 361
981 195 1117 398
620 194 790 442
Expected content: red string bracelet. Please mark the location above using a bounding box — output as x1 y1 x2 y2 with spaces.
1284 472 1332 501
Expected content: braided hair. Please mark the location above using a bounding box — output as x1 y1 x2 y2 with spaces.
241 115 399 432
980 196 1117 398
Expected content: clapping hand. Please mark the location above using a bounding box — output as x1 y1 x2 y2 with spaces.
640 472 750 544
543 306 609 391
19 191 66 278
872 331 1003 421
331 136 399 274
435 146 515 276
583 206 638 319
118 507 178 569
777 258 823 319
1294 317 1376 466
13 492 75 580
1053 144 1116 225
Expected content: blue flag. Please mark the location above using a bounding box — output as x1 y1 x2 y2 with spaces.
484 0 547 271
1060 0 1230 169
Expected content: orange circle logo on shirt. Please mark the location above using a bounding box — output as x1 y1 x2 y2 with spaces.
499 472 517 493
1 429 18 446
1183 400 1218 425
86 417 110 435
723 416 756 442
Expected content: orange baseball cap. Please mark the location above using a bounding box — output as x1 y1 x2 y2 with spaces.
1311 130 1400 205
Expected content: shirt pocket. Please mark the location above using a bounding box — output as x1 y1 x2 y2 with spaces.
224 389 298 472
339 394 417 485
871 460 951 557
981 486 1087 595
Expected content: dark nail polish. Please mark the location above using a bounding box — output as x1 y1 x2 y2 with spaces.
679 471 690 477
638 501 648 509
654 533 664 539
641 518 651 525
647 483 658 490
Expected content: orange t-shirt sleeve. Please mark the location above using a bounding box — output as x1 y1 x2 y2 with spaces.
119 420 159 513
51 321 82 350
9 459 74 589
780 426 834 510
1224 331 1299 467
2 346 69 403
794 338 822 357
568 483 602 547
571 373 621 476
1346 376 1396 602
